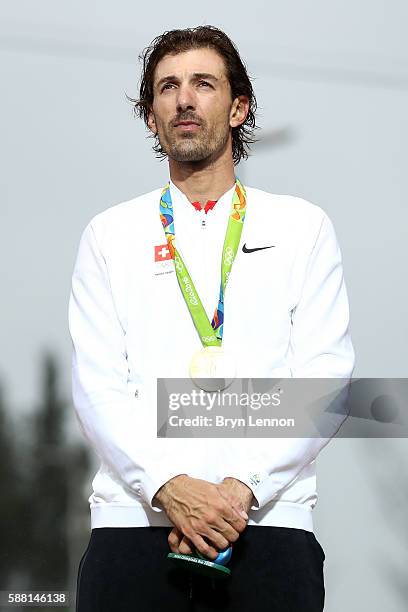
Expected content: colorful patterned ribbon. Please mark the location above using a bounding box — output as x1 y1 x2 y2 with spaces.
159 178 247 347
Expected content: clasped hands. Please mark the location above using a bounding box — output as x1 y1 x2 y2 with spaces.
153 475 254 561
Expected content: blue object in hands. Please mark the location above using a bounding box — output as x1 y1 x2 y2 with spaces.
197 545 232 565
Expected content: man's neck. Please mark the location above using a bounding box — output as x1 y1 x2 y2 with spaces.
169 158 236 208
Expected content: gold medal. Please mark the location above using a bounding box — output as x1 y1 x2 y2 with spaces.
189 346 236 392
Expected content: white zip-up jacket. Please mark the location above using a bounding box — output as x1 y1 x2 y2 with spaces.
68 180 355 532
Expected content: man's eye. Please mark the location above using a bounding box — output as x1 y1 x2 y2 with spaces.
161 81 211 92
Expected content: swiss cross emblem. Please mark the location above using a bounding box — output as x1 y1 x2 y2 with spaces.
154 243 172 262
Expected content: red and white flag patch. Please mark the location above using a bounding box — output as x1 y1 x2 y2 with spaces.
154 243 172 262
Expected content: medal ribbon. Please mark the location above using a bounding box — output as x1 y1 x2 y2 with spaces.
159 178 247 347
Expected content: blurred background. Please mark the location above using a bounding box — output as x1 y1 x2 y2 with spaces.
0 1 407 610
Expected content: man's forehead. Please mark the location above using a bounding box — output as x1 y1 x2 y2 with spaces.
154 48 227 83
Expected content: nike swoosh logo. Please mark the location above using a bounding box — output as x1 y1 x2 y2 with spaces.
242 243 275 253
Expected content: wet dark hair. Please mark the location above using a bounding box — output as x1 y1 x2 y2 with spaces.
126 25 260 165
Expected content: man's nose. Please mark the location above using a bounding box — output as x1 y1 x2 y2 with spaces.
176 85 196 111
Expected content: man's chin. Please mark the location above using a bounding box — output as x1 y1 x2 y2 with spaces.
167 148 212 163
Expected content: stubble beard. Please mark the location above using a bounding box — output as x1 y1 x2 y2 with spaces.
158 120 230 163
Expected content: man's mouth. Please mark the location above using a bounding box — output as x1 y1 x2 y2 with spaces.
174 121 201 130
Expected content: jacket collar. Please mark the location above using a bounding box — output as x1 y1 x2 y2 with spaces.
168 178 237 221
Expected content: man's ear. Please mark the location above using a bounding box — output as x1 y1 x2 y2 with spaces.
147 108 157 135
230 95 249 129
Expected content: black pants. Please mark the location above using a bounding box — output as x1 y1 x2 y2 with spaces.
76 526 325 611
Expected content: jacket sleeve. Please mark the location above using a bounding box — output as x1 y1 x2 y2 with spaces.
219 210 355 510
68 219 191 512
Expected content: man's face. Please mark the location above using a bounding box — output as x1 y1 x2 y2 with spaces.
148 47 245 163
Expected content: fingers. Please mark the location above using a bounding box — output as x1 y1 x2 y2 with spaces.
168 527 182 552
218 494 248 532
181 518 235 560
218 503 248 536
178 536 193 555
190 498 244 548
187 531 222 561
168 527 194 555
170 521 232 559
203 502 243 543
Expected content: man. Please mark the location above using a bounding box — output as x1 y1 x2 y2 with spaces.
69 25 355 611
